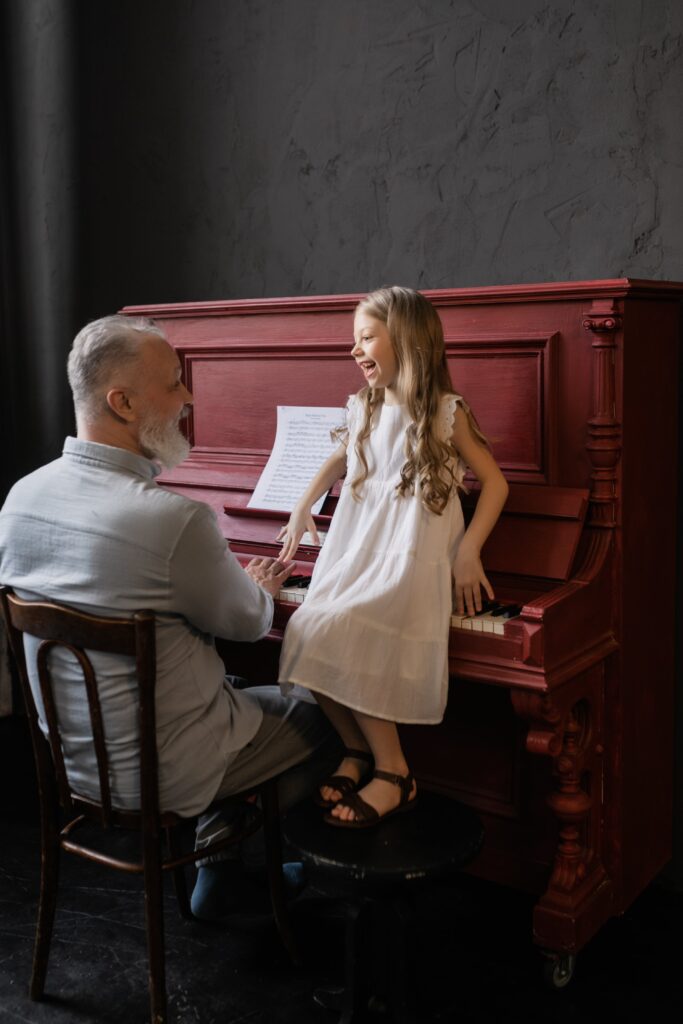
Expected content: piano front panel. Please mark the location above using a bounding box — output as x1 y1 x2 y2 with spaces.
400 679 560 892
180 341 359 458
443 331 559 482
154 302 567 492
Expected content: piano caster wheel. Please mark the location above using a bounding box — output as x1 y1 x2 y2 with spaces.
542 953 576 990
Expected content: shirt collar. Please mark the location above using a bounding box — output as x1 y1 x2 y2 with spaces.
63 437 162 480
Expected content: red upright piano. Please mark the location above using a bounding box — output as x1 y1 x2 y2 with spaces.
123 278 681 980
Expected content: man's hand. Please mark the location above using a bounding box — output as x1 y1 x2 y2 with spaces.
245 557 295 598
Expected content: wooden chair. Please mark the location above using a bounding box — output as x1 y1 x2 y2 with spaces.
0 586 298 1024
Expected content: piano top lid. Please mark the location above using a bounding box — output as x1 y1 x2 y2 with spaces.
121 278 683 320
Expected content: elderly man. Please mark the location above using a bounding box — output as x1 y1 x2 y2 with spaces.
0 314 338 918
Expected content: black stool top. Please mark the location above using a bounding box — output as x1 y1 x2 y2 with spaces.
284 790 483 886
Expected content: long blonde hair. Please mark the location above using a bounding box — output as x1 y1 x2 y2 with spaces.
347 286 487 515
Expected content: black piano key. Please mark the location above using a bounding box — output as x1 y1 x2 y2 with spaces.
483 602 508 615
486 602 522 617
282 575 311 587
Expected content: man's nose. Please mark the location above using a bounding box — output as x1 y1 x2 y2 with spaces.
182 383 193 404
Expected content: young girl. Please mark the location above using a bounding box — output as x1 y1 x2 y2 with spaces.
277 286 508 828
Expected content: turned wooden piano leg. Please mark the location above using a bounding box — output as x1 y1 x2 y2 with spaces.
511 678 612 971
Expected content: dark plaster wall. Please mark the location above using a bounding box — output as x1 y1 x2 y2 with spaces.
79 0 683 312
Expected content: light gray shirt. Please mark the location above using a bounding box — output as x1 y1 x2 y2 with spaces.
0 437 273 816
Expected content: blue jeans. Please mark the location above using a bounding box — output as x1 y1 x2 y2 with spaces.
195 685 341 867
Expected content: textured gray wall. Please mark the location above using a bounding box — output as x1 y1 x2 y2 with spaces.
80 0 683 309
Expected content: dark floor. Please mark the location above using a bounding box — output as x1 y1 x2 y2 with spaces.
1 717 681 1024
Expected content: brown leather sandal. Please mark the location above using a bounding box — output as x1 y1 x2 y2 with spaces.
324 769 417 828
315 748 374 809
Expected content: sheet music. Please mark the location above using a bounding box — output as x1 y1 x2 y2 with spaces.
248 405 345 514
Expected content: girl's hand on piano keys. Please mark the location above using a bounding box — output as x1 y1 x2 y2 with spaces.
245 556 296 598
277 505 319 561
452 542 494 617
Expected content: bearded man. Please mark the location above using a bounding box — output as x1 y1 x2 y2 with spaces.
0 315 338 918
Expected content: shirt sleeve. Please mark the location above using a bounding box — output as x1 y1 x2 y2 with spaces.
169 502 274 642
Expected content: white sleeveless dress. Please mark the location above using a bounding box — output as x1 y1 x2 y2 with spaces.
278 393 466 724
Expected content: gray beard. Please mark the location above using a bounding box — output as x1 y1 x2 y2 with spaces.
138 412 191 470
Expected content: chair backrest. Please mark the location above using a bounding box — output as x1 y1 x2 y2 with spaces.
0 586 156 829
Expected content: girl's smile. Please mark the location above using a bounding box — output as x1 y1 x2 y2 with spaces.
351 312 399 399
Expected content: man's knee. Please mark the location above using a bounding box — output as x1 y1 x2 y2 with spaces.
244 685 330 739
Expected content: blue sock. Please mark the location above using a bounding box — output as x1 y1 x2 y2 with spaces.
191 860 306 921
191 862 245 920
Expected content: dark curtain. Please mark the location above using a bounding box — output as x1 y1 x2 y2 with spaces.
0 0 79 499
0 1 212 504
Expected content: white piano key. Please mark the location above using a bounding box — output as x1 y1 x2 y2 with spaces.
301 530 327 547
279 586 308 603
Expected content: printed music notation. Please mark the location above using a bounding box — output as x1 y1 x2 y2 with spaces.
248 405 344 515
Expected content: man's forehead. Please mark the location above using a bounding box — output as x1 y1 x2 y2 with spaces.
139 334 180 370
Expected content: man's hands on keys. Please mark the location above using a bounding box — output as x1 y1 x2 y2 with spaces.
277 506 319 561
245 557 295 598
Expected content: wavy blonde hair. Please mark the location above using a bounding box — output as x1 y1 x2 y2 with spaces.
346 286 487 515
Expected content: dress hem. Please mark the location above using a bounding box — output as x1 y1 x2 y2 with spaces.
280 678 445 726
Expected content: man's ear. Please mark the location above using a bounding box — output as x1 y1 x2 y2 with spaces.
106 388 136 423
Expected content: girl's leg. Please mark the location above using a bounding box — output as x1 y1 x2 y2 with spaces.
314 693 372 804
329 711 417 822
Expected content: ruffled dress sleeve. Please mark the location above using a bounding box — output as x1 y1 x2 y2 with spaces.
344 393 361 445
441 393 468 491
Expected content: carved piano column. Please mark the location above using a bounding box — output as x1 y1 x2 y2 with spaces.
544 705 592 894
510 690 594 894
511 679 610 952
582 301 623 529
509 305 622 952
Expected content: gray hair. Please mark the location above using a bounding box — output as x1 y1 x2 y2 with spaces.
67 314 166 421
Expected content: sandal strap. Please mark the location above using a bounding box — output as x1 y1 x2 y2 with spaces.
322 774 357 797
334 789 379 824
344 747 373 764
373 769 415 804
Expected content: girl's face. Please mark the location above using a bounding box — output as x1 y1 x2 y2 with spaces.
351 311 399 399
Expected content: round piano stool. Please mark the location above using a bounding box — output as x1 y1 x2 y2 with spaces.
284 790 484 1024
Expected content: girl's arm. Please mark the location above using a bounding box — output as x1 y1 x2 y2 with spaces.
277 443 348 561
451 406 509 616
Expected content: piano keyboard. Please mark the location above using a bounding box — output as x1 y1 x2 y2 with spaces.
278 575 312 604
301 530 327 547
279 580 522 632
450 601 522 634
